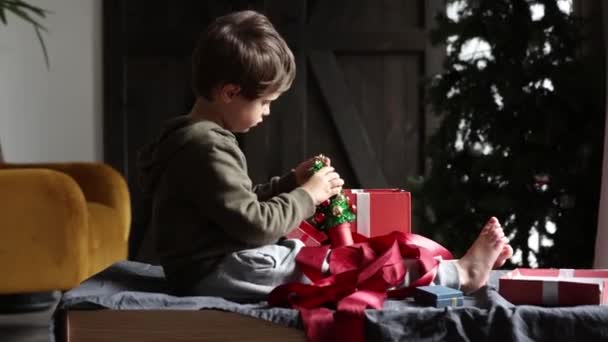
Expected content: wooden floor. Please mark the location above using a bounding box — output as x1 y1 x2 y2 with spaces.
64 310 306 342
0 300 306 342
0 291 305 342
0 293 60 342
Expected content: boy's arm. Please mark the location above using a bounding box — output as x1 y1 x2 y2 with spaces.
184 139 315 246
252 172 298 201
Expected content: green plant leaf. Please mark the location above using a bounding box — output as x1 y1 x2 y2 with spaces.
8 0 48 17
1 0 50 68
34 25 49 68
0 8 6 24
5 3 47 30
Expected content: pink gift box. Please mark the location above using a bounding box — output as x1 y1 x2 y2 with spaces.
499 268 608 306
343 189 411 238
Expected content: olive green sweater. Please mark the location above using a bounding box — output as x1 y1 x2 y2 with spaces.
138 116 315 293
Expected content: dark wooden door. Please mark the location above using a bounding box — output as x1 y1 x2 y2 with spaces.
103 0 443 256
247 0 443 189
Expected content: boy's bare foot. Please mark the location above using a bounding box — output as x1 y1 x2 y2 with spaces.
456 217 513 294
494 244 514 268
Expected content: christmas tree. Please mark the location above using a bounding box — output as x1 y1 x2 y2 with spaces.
414 0 604 267
309 155 356 247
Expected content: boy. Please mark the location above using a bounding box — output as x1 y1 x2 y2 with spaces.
138 10 343 298
138 10 512 301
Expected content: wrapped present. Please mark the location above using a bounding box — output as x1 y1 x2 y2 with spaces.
286 189 411 246
414 285 464 308
343 189 411 237
499 268 608 306
286 220 328 246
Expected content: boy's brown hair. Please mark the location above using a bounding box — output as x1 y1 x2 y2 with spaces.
192 10 295 100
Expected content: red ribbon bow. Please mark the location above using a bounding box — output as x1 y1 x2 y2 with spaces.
269 231 453 342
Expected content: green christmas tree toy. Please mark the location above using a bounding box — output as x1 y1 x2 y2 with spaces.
308 155 356 247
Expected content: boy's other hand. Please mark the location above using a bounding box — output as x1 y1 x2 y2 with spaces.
293 156 331 185
300 166 344 205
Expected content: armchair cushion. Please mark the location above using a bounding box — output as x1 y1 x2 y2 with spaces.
87 202 128 275
0 168 89 293
0 162 131 294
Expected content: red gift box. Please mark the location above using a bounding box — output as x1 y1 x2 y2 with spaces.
286 220 328 246
343 189 411 238
286 189 411 246
499 268 608 306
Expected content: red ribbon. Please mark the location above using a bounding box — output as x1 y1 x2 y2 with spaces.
268 231 453 342
327 222 354 247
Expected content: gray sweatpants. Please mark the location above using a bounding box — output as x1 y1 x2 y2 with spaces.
191 239 460 302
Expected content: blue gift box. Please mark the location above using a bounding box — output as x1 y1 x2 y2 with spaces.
414 285 464 308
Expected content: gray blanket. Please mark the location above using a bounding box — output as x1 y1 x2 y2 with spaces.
59 261 608 342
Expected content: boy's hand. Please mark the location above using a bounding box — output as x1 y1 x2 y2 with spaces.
300 166 344 205
293 156 331 185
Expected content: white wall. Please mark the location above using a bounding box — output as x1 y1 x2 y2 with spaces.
0 0 102 162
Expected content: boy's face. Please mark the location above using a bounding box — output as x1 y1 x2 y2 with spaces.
223 88 282 133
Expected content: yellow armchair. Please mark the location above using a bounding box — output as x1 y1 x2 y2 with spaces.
0 162 131 295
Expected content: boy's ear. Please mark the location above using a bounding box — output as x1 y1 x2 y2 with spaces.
218 83 241 103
